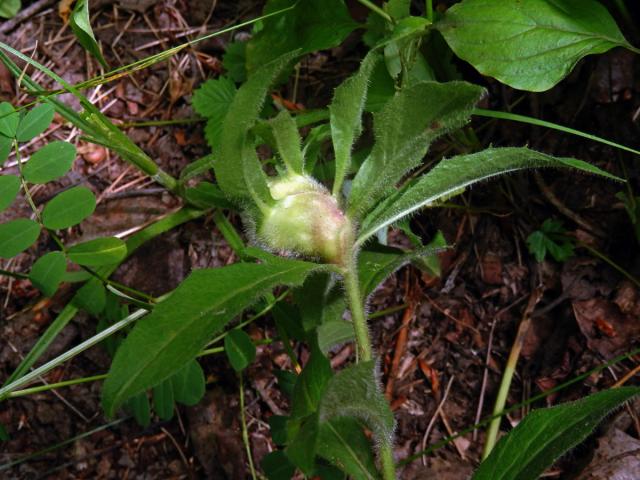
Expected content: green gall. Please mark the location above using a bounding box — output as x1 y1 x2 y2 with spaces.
258 174 352 265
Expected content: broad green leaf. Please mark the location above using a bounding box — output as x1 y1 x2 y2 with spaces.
216 51 298 199
69 0 108 68
184 181 235 210
291 347 333 419
29 251 66 297
348 81 484 218
246 0 359 73
319 361 394 444
330 51 379 196
357 147 621 246
153 379 175 420
286 413 320 475
192 77 237 150
42 186 96 230
437 0 636 92
317 417 380 480
23 141 76 184
171 360 205 406
127 393 150 427
475 387 640 480
262 450 296 480
0 135 11 165
0 0 20 19
73 281 106 316
0 174 20 212
15 104 55 142
269 415 289 445
271 110 304 174
0 218 40 258
224 329 256 371
275 369 297 398
223 41 247 83
294 272 345 332
0 102 19 137
102 257 319 416
317 320 355 355
527 219 575 263
67 237 127 266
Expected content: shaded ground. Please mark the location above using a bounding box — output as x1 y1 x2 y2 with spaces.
1 1 640 479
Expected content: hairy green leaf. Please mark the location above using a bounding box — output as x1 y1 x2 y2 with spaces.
192 76 237 150
223 40 247 83
271 110 304 174
216 51 298 199
330 51 379 196
317 320 355 355
224 329 256 371
317 417 380 480
0 102 19 137
0 218 40 258
437 0 635 92
348 81 484 218
102 257 319 416
67 237 127 266
23 141 76 184
319 360 394 444
29 251 66 297
69 0 108 68
42 186 96 230
286 413 320 475
0 174 20 212
358 147 620 246
246 0 358 73
15 104 54 142
475 387 640 480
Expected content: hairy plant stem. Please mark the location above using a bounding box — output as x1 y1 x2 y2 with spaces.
343 245 397 479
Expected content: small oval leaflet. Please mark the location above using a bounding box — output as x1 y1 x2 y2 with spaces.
42 186 96 230
23 141 77 184
67 237 127 267
224 329 256 372
29 251 67 297
16 104 55 142
0 218 41 258
0 174 21 212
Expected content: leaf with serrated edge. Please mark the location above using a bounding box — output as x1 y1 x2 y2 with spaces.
475 387 640 480
357 147 620 246
348 81 484 219
192 77 236 150
437 0 635 92
330 51 379 195
102 258 320 415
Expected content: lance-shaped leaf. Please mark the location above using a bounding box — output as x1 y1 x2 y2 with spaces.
70 0 108 68
437 0 637 92
216 51 298 199
357 147 620 246
102 256 319 416
270 110 304 174
330 51 379 196
348 81 484 218
318 360 394 445
474 387 640 480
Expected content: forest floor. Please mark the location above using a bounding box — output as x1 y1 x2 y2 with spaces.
1 1 640 479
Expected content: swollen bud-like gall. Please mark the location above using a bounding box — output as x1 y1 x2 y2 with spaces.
258 174 352 265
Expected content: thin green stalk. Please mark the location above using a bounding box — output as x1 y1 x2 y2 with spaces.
357 0 393 22
118 117 201 128
0 308 147 400
0 268 29 280
239 373 258 480
482 290 542 459
425 0 433 22
7 374 108 398
343 248 397 479
473 108 640 158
